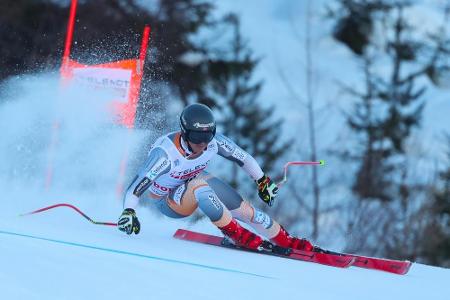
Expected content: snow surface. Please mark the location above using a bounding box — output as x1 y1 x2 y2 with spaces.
1 199 450 300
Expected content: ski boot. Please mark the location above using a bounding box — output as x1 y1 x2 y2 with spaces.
219 219 263 250
270 225 314 251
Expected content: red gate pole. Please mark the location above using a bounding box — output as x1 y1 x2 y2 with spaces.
115 25 151 197
61 0 78 73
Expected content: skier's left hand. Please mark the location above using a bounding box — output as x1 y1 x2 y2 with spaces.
256 174 278 207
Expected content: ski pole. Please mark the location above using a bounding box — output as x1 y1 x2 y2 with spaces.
21 161 325 224
20 203 117 226
277 160 325 187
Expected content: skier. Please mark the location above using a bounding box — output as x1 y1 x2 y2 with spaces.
117 103 314 251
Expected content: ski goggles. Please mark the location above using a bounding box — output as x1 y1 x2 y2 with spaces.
186 130 215 144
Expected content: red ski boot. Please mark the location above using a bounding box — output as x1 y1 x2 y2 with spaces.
270 226 314 251
219 219 263 250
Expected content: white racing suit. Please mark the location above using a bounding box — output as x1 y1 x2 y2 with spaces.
122 131 282 238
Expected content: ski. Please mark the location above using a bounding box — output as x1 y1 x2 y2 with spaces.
315 247 412 275
174 229 412 275
347 254 412 275
173 229 354 269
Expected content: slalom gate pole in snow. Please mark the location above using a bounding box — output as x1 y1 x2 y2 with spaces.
277 160 325 187
20 203 117 227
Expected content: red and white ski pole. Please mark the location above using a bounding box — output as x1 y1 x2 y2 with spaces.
20 203 117 227
277 160 325 188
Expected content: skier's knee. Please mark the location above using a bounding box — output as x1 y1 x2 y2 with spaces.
194 186 224 222
206 176 244 210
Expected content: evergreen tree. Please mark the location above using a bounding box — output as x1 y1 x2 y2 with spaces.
0 0 67 81
204 14 291 190
331 0 450 261
0 0 225 130
419 136 450 267
335 1 435 202
0 1 289 177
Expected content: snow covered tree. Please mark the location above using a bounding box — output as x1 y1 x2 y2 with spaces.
330 0 450 261
203 14 291 190
275 0 327 240
418 136 450 267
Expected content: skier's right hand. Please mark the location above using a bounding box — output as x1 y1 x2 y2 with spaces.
118 208 141 235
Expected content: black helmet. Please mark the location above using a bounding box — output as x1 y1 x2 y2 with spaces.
180 103 216 144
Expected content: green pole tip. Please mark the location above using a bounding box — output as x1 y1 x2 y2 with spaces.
319 160 325 165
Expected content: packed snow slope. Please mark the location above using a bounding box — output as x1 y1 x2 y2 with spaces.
1 203 449 300
0 75 449 300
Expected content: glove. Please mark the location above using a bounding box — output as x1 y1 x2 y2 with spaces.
256 174 279 207
118 208 141 235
